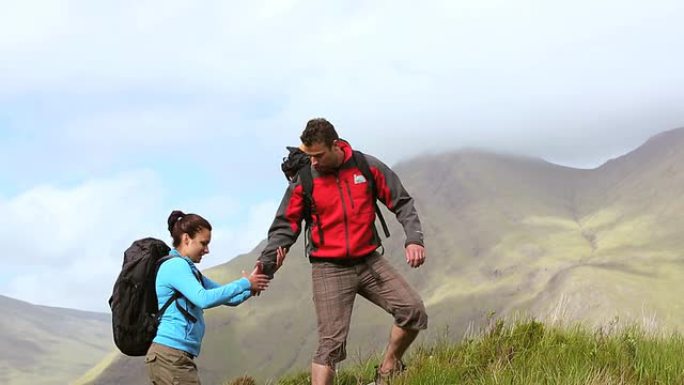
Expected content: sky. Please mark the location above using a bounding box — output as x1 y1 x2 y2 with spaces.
1 0 683 312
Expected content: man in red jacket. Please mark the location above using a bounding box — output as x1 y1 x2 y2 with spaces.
257 118 427 385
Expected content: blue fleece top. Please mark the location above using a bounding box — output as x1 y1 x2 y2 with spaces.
152 249 252 356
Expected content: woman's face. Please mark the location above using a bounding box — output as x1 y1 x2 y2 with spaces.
181 227 211 263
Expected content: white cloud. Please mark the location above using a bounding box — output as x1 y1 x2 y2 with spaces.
2 0 684 310
1 170 165 262
0 170 167 310
2 0 683 170
0 171 276 311
0 1 70 49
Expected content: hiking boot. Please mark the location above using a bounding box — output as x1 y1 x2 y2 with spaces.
367 360 406 385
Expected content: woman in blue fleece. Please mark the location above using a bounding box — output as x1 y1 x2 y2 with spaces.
145 210 270 385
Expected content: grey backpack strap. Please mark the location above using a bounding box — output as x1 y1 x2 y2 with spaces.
352 150 390 238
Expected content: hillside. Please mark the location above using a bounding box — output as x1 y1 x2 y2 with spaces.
85 127 684 384
0 295 112 385
278 319 684 385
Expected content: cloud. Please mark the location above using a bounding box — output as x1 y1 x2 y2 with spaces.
1 170 165 261
0 171 163 309
2 0 684 310
2 0 684 173
0 171 275 311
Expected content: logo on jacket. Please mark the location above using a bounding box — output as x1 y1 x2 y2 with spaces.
353 174 367 184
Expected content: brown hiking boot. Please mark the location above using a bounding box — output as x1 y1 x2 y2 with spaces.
368 360 406 385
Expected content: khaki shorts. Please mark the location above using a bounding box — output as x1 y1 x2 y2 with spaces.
145 343 201 385
311 253 428 367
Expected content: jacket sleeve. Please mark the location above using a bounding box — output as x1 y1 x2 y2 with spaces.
222 287 252 306
201 275 221 289
366 154 425 247
159 258 252 309
202 274 252 306
257 180 305 277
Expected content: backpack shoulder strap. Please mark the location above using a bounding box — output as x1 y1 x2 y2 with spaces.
156 292 181 321
154 255 178 321
173 264 202 323
298 165 325 247
155 255 201 323
299 165 313 228
352 150 390 238
191 267 205 288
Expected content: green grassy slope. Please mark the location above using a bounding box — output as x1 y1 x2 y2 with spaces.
277 319 684 385
85 127 684 384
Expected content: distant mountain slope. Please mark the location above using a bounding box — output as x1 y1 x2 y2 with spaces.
86 127 684 385
0 295 112 385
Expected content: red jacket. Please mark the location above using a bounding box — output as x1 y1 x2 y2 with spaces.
259 141 423 272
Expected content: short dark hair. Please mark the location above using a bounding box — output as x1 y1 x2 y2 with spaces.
300 118 339 147
167 210 212 247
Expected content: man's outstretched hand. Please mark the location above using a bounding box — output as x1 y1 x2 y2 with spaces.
243 261 270 294
251 247 287 296
405 244 426 268
276 246 287 270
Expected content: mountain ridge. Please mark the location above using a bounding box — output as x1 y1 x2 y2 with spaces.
0 295 112 385
30 126 684 384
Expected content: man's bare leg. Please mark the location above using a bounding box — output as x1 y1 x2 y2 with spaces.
379 325 419 373
311 362 335 385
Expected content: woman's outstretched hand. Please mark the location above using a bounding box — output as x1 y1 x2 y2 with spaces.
244 261 270 293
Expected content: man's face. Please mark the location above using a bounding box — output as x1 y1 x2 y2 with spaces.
301 140 341 174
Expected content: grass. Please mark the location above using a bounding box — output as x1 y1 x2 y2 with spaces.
267 319 684 385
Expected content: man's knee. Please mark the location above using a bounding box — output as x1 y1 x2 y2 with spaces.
313 338 347 367
394 301 428 330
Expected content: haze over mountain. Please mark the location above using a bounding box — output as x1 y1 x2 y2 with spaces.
0 295 112 385
65 128 684 384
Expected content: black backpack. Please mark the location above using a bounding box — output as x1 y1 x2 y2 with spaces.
280 145 390 248
108 238 200 356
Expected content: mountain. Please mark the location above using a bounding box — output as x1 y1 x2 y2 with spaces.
83 127 684 384
0 295 112 385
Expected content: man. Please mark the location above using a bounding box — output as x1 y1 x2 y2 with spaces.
257 118 427 385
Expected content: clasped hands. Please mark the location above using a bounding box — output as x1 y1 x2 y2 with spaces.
244 246 287 296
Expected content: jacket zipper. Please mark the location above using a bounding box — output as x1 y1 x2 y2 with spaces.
336 176 351 258
344 180 355 209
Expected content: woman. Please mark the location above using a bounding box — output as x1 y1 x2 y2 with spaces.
145 210 270 385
